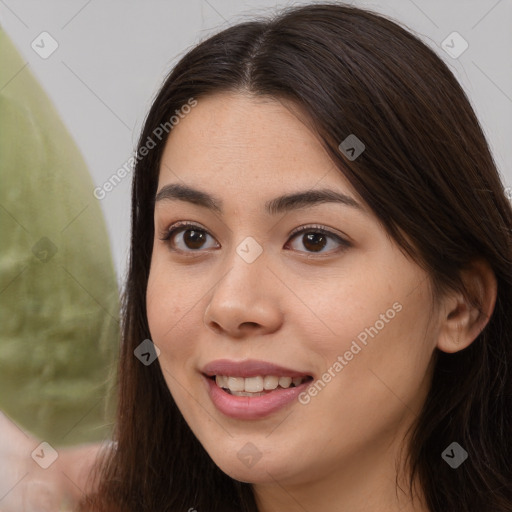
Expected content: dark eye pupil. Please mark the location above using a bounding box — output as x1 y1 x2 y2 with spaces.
303 233 327 252
184 229 206 249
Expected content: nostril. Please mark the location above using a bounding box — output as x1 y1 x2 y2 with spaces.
240 321 260 329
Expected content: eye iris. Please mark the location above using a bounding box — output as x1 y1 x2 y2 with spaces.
303 232 327 252
184 229 206 249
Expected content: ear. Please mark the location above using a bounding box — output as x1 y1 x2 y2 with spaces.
436 259 497 354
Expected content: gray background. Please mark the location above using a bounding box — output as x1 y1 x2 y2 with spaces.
1 0 511 282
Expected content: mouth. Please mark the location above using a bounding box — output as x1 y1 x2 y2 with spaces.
200 359 314 419
205 374 313 397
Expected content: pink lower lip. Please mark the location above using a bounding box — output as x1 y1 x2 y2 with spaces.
203 375 312 420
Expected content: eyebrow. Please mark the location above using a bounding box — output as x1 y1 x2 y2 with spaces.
154 183 363 215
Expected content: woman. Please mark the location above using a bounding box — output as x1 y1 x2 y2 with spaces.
80 3 512 511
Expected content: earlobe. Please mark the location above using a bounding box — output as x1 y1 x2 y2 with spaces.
436 259 497 354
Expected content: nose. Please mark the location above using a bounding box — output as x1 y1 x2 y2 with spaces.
203 246 284 338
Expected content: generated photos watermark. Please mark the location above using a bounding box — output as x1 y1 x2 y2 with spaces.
441 441 468 469
31 441 59 469
298 301 403 405
93 97 197 200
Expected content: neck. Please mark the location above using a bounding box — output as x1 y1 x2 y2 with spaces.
252 421 429 512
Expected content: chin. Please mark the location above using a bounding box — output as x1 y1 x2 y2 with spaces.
217 463 277 484
209 448 300 485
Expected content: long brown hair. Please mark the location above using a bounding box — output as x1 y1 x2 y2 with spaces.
80 3 512 511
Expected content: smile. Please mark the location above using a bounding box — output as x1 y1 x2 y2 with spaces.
201 359 314 419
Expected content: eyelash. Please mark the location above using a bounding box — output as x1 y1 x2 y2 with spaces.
159 221 351 256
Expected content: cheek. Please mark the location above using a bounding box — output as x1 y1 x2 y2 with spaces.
309 262 433 387
146 260 206 376
309 269 393 344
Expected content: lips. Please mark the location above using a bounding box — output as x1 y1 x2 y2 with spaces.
202 359 311 379
201 359 313 419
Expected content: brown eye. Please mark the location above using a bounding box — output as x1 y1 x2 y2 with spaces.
161 223 219 252
287 226 350 254
302 233 328 252
181 229 208 250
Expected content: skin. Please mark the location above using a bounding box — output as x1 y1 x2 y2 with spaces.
146 91 496 512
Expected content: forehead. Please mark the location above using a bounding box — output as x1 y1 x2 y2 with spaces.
157 91 360 204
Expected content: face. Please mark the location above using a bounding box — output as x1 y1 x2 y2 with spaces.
146 92 439 491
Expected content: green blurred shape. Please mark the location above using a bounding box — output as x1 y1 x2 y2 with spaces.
0 27 119 446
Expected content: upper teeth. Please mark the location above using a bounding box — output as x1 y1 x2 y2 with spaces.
215 375 306 393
